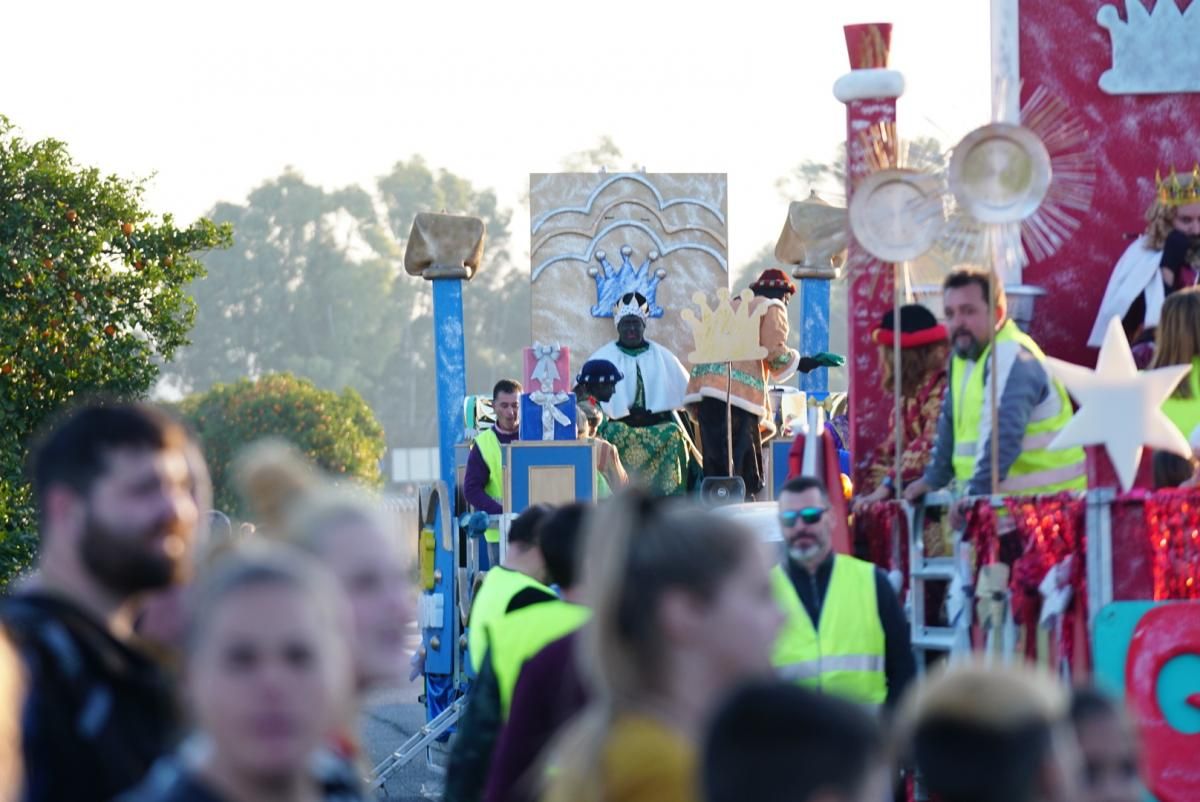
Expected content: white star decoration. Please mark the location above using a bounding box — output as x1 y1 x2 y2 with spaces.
1044 316 1192 491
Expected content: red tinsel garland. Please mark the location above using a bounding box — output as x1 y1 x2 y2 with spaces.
1143 488 1200 600
854 500 909 592
1003 494 1087 666
961 494 1086 667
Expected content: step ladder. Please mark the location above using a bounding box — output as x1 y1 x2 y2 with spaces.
905 491 972 676
370 695 464 794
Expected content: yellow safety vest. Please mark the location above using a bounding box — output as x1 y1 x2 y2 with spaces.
950 320 1086 495
489 600 591 719
466 566 554 674
770 557 887 706
1161 357 1200 440
473 428 504 544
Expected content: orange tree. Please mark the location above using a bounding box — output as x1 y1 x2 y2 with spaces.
178 372 386 517
0 117 231 583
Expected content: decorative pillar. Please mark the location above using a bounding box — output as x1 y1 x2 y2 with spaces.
795 270 831 400
777 192 846 402
432 280 467 515
403 212 484 684
834 23 905 488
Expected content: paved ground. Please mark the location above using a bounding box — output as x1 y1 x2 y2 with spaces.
360 689 451 800
359 630 453 801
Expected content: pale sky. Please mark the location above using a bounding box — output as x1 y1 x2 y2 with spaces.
4 0 990 270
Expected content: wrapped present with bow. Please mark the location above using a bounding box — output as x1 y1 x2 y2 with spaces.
522 342 571 394
519 390 577 441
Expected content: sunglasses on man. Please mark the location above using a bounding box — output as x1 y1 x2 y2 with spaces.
779 507 826 527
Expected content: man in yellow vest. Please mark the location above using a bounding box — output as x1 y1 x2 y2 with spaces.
771 476 914 709
444 502 592 802
904 268 1086 525
464 378 522 567
465 505 556 675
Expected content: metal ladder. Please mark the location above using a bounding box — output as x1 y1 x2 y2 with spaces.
906 491 971 675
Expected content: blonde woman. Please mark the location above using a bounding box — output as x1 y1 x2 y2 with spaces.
117 546 360 802
541 491 782 802
1090 169 1200 363
1151 287 1200 437
235 442 414 693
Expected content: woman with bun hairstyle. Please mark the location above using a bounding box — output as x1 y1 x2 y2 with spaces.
540 490 782 802
235 441 414 693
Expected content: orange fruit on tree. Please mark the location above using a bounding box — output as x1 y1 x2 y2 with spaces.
66 209 78 223
104 324 116 337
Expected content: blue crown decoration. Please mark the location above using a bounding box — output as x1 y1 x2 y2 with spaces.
588 245 667 318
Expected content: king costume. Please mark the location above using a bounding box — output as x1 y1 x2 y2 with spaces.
588 293 694 495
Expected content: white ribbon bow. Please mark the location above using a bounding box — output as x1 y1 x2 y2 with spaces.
1038 554 1074 630
529 390 571 440
530 342 562 393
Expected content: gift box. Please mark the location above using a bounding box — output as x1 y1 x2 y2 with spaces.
523 342 571 394
520 391 577 441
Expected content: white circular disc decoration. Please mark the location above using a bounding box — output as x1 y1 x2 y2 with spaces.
949 123 1052 224
848 169 944 263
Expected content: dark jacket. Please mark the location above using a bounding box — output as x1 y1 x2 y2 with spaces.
442 590 559 802
115 751 368 802
483 632 587 802
2 593 178 802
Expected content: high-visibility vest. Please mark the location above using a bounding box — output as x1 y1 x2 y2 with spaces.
950 320 1086 495
473 429 504 544
488 600 591 719
1161 357 1200 440
466 566 553 674
770 556 887 706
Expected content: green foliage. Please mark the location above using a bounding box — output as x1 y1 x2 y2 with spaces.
0 116 231 583
166 158 528 450
178 373 386 517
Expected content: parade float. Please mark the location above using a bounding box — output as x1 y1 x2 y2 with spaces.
375 5 1200 801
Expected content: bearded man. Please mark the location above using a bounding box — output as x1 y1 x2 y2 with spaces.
2 402 205 802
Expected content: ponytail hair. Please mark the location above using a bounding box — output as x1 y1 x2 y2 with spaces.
541 489 758 802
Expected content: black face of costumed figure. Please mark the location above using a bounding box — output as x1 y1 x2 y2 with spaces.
617 315 646 349
587 382 617 403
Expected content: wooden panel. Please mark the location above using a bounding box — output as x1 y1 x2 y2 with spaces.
528 465 578 506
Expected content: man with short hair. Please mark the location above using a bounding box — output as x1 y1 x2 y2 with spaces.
771 475 913 709
904 268 1085 521
464 378 522 567
2 402 204 802
444 503 592 802
703 679 890 802
465 505 556 674
898 663 1083 802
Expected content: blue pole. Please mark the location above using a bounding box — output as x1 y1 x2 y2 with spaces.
432 278 467 512
425 277 466 680
797 277 830 400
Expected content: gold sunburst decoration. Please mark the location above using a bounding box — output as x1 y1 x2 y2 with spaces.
942 86 1096 276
